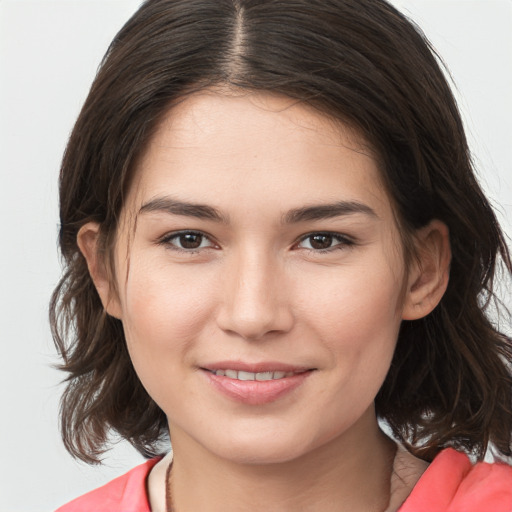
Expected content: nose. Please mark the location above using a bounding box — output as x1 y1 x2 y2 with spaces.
216 250 294 340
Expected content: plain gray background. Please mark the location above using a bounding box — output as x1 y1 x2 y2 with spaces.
1 1 511 510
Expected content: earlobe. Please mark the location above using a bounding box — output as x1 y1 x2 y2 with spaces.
402 220 451 321
77 222 122 319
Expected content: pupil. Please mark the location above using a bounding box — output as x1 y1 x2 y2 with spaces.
310 234 332 249
180 233 202 249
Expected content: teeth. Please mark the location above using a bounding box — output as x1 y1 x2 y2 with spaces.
213 369 296 380
255 371 273 381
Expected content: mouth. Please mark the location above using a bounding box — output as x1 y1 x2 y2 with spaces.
200 363 315 405
205 369 305 381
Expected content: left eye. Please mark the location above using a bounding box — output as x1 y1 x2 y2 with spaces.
161 231 214 251
297 233 352 251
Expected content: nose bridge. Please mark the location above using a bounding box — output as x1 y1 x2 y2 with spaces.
217 245 293 340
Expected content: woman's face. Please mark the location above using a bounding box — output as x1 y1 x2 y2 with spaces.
106 91 413 464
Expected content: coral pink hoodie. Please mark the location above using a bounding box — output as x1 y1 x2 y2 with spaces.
56 448 512 511
399 448 512 512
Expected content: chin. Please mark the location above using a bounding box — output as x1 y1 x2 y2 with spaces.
214 442 306 465
198 424 325 466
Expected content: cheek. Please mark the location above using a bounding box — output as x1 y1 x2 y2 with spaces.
118 257 218 382
302 258 403 329
117 258 221 412
298 255 404 373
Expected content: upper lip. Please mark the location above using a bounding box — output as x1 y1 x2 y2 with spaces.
200 361 313 373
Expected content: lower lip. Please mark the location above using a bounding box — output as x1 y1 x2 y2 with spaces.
203 370 312 405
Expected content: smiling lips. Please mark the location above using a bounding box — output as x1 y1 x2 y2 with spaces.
202 364 313 405
210 369 299 380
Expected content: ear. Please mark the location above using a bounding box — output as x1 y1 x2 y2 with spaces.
77 222 122 319
402 220 451 321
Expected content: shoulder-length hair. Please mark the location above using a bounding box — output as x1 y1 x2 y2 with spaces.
51 0 512 463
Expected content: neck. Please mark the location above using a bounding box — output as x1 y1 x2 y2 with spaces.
168 409 397 512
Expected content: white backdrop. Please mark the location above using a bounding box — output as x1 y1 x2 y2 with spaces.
0 1 510 510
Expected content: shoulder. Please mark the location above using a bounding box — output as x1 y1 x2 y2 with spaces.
400 448 512 511
55 458 161 512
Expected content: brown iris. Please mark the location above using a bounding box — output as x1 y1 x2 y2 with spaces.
309 234 334 250
179 233 203 249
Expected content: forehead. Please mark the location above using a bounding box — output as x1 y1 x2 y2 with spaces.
128 90 391 217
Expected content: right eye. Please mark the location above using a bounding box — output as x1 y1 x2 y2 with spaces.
159 231 216 252
295 231 355 253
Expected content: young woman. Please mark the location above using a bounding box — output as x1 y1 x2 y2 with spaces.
52 0 512 510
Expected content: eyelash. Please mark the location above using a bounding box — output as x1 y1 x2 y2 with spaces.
157 230 355 254
295 231 355 253
157 230 217 254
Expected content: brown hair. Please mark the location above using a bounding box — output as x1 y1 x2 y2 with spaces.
51 0 512 463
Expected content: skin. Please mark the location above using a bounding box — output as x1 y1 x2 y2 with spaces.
79 90 451 511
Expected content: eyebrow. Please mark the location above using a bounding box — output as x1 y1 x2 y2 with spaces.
139 197 228 223
138 196 377 224
282 201 378 224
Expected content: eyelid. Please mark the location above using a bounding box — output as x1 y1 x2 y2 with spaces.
157 230 218 252
294 231 356 251
156 229 354 254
